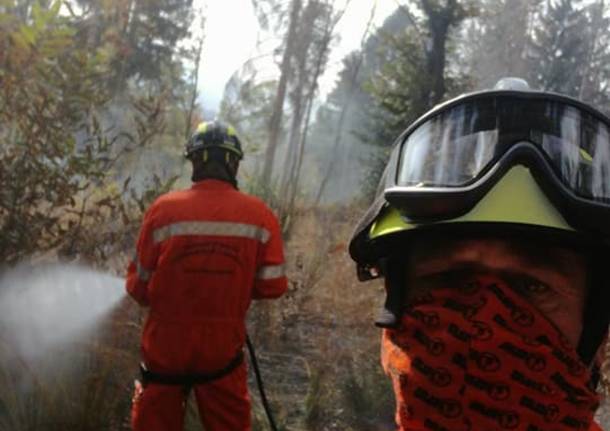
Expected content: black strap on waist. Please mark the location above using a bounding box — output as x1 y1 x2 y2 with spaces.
140 350 244 388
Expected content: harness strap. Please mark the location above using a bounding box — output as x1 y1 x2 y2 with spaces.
139 350 244 387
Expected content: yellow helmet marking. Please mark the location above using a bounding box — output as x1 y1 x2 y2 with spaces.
196 122 208 133
370 165 574 239
579 148 593 163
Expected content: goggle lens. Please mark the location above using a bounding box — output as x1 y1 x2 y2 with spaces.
396 97 610 202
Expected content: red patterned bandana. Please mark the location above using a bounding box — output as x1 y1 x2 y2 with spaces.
382 275 600 431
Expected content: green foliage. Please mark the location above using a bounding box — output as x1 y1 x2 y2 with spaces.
460 0 610 111
72 0 195 95
0 0 114 262
358 1 474 200
367 1 475 123
0 0 194 263
523 0 610 113
367 27 429 131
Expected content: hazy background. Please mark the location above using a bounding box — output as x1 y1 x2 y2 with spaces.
2 0 610 429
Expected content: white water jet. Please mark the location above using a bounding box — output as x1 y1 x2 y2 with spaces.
0 263 126 361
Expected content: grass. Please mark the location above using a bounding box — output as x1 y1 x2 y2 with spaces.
0 296 140 431
246 203 395 430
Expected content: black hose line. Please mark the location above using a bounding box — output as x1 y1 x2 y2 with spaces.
246 334 279 431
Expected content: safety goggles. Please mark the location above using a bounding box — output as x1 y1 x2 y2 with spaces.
380 91 610 235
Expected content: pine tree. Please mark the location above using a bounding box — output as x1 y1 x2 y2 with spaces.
458 0 542 90
73 0 195 94
528 0 589 96
579 0 610 113
360 0 476 198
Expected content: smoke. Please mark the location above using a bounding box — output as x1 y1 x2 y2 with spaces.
0 263 125 361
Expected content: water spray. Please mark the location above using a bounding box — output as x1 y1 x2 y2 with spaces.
0 263 125 361
0 263 129 430
0 264 280 430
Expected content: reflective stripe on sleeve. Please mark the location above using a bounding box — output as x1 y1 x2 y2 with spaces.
136 260 152 282
153 221 271 244
256 264 285 280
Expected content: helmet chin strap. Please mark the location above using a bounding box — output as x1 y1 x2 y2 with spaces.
577 249 610 368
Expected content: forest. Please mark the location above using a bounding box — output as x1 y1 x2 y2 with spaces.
2 0 610 429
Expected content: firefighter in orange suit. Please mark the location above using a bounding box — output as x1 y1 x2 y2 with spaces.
126 121 287 431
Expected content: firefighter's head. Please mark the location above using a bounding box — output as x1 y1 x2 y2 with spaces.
349 78 610 428
349 78 610 365
185 121 244 186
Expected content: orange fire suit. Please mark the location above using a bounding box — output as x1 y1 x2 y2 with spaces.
126 179 287 431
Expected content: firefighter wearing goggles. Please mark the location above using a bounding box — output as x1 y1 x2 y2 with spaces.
126 121 287 431
350 79 610 430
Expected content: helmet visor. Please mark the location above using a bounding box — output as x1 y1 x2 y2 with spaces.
396 96 610 202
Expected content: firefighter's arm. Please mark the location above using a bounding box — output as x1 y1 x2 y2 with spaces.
253 209 288 299
125 205 160 306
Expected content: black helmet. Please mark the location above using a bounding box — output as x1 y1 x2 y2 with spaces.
349 78 610 365
185 121 244 160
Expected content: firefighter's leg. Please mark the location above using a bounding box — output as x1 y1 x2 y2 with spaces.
194 361 252 431
131 381 187 431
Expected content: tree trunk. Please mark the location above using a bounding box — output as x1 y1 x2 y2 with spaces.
184 17 205 141
284 90 315 234
278 85 305 213
579 0 604 101
278 21 312 212
420 0 462 105
260 0 302 197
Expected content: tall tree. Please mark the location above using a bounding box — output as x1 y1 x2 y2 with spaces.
0 1 129 261
73 0 194 95
259 0 302 195
181 6 206 140
420 0 473 104
0 0 197 262
307 6 414 203
528 0 589 96
278 0 348 224
362 0 476 198
458 0 542 90
219 63 278 181
578 0 610 112
459 0 610 110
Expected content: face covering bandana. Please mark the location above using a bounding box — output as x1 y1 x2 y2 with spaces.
382 275 600 431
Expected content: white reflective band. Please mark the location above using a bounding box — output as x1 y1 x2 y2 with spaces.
153 221 271 244
136 260 152 282
256 264 285 280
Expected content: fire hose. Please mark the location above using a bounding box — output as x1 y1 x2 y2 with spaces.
246 334 279 431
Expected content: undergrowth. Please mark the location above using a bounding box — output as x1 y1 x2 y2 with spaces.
5 202 606 430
